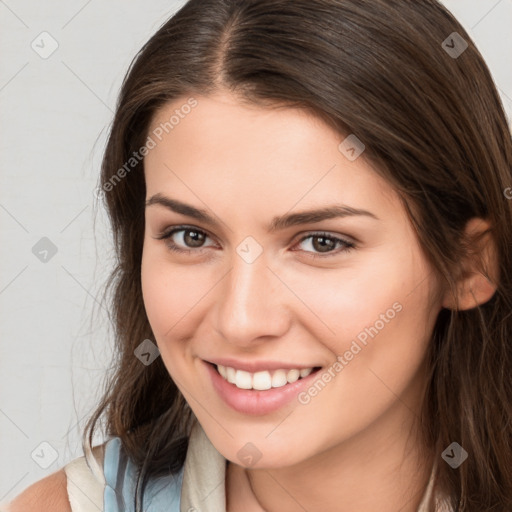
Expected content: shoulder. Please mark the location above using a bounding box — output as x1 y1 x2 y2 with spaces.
4 442 107 512
6 468 71 512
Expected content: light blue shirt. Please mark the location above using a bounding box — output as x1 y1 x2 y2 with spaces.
103 437 184 511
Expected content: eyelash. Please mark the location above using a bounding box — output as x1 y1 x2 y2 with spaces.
155 225 356 259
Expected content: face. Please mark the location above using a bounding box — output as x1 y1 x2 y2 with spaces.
141 91 444 469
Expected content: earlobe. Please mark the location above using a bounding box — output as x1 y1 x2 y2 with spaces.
441 218 499 311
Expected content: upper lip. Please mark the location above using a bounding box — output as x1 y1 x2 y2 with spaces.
205 358 320 373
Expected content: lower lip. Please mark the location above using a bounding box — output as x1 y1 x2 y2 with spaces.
204 361 322 415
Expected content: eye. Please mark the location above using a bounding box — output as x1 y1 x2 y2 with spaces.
154 225 216 254
154 226 356 259
293 232 355 259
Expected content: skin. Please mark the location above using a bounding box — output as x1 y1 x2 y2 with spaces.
140 91 452 511
6 469 71 512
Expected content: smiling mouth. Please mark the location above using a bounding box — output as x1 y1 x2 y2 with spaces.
209 362 322 391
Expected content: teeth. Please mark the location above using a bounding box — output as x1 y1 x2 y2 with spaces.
216 364 316 390
218 365 227 379
235 370 253 389
271 369 288 388
286 369 300 383
300 368 312 378
226 366 236 384
253 371 272 390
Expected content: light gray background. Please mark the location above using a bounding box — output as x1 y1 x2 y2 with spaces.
1 0 511 502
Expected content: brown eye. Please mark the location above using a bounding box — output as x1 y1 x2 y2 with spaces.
181 229 206 248
311 235 336 253
156 226 215 253
295 232 355 258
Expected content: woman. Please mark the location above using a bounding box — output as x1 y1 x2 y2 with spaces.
6 0 512 510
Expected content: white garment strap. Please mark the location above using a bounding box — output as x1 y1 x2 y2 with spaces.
180 420 227 511
64 443 106 512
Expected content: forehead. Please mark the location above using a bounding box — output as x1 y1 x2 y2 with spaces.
144 92 399 218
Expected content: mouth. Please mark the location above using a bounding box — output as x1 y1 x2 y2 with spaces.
204 361 323 415
209 362 322 390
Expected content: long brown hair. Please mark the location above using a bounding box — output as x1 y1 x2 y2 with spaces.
84 1 512 510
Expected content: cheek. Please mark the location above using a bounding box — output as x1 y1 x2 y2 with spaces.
287 246 437 386
140 255 194 386
140 245 221 382
141 258 174 334
278 254 419 349
140 248 197 345
287 266 437 445
141 233 204 318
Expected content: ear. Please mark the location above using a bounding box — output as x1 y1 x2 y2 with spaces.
441 218 499 311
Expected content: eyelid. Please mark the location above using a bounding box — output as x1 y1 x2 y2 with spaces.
293 230 356 246
154 224 356 243
154 224 217 243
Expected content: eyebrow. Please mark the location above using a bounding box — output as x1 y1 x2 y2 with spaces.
145 193 379 231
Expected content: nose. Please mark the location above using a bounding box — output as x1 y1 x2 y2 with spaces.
213 249 291 347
